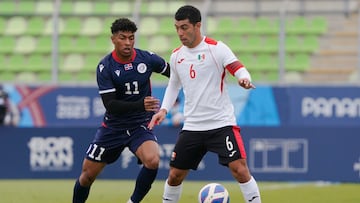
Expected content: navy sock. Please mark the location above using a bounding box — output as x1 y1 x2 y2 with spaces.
73 179 90 203
130 166 158 203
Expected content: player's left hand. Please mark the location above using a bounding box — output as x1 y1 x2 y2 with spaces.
238 78 256 89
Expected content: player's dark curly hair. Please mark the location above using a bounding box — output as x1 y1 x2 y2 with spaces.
175 5 201 25
111 18 138 34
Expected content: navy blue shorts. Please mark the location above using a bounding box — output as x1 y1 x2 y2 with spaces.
85 125 157 164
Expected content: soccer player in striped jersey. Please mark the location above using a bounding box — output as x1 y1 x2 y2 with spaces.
148 5 261 203
72 18 170 203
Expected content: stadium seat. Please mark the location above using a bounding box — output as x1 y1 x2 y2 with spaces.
286 16 309 35
73 37 94 53
73 1 93 15
254 17 279 35
234 18 254 35
239 53 255 68
285 36 301 53
83 54 102 73
59 72 75 82
0 1 16 15
110 1 132 15
0 17 5 35
37 72 52 82
309 16 328 35
263 37 279 53
16 72 38 83
0 72 15 81
226 36 247 53
101 17 116 36
35 36 52 54
147 1 168 15
59 36 75 54
81 17 103 36
215 17 236 35
93 2 111 15
60 1 73 15
158 18 175 35
0 36 16 54
63 17 82 36
60 54 85 73
18 1 36 14
35 1 54 15
43 18 65 36
76 72 95 81
254 54 278 72
266 71 279 81
244 36 264 53
285 53 310 72
26 54 51 73
136 36 150 49
14 36 37 54
169 36 182 50
168 1 186 14
7 54 27 72
94 36 113 54
148 36 169 53
138 17 159 36
4 17 27 36
302 35 320 53
205 17 218 35
25 17 46 36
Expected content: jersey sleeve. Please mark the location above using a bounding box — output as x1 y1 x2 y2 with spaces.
160 52 182 112
149 51 168 74
216 41 239 68
96 58 116 95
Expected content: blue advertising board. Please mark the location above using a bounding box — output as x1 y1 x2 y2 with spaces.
2 84 360 128
1 126 359 182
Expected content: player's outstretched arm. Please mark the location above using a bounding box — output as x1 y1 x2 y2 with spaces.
148 109 167 130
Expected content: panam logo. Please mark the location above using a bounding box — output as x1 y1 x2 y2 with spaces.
302 97 360 118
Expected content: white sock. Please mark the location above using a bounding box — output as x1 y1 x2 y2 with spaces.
126 199 134 203
162 179 183 203
239 176 261 203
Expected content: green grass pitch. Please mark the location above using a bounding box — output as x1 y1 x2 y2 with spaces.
0 179 359 203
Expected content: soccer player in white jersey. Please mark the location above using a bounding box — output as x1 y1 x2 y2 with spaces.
148 5 262 203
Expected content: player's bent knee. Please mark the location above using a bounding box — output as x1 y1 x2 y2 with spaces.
143 155 160 169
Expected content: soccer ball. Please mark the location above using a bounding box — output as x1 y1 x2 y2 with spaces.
198 183 230 203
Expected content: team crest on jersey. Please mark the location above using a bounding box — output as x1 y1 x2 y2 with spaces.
197 53 206 62
137 63 147 74
115 70 121 76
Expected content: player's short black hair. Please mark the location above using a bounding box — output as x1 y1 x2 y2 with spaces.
111 18 138 34
175 5 202 25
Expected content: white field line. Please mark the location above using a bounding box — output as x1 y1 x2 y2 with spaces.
260 181 337 191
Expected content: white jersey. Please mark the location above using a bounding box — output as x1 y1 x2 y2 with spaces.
161 36 244 131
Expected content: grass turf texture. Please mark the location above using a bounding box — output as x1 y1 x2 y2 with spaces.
0 180 359 203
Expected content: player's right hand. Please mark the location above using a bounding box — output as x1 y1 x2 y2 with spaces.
144 96 160 112
148 109 167 130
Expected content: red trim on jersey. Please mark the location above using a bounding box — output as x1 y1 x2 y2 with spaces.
220 70 226 93
232 126 247 159
204 37 218 45
225 61 244 76
111 49 136 64
172 46 182 53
